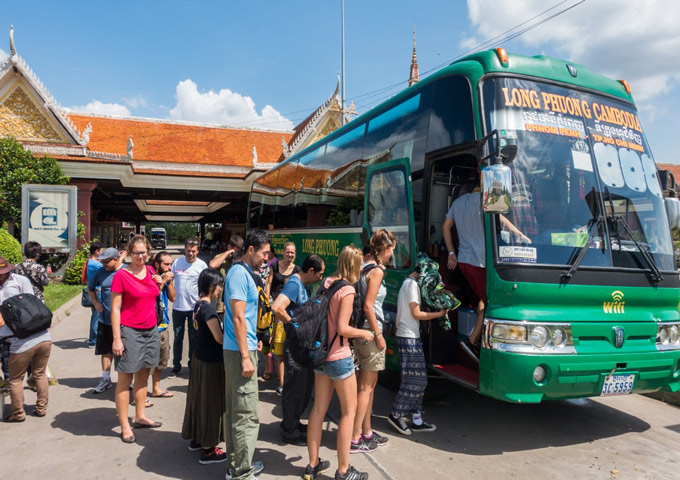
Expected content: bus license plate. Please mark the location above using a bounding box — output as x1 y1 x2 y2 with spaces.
600 374 635 397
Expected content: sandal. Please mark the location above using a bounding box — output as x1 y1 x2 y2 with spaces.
131 399 154 408
121 432 136 443
151 391 174 398
262 373 273 381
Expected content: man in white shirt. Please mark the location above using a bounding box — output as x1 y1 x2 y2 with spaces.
170 238 207 376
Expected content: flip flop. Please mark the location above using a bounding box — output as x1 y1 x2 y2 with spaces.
132 420 163 429
121 433 136 443
151 391 174 398
130 399 154 408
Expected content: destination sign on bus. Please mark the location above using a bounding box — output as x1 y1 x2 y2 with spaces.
500 86 645 153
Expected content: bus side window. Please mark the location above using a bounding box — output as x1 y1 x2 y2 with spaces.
368 168 411 269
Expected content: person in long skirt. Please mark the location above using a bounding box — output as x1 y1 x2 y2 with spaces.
181 268 226 464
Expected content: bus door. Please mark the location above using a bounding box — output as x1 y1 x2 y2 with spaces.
422 144 481 389
364 158 416 371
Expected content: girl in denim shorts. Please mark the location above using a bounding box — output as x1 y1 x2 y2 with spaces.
304 246 374 480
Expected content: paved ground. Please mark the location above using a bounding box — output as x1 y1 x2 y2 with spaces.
1 245 679 479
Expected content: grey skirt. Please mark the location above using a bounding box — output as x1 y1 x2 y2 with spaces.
114 325 160 373
181 356 225 448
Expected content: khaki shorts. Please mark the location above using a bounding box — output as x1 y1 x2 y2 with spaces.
158 329 170 368
352 337 386 372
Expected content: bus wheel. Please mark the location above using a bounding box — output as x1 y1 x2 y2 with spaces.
378 369 401 391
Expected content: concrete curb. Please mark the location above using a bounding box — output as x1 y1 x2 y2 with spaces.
51 291 83 328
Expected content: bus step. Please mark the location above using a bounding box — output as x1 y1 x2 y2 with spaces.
431 363 479 390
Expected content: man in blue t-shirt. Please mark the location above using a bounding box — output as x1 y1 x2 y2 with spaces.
271 254 325 445
84 242 105 347
223 230 271 480
87 247 123 393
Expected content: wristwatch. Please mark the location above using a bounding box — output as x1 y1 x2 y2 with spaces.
448 251 455 256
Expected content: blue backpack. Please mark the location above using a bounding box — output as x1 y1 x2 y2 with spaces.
284 278 348 368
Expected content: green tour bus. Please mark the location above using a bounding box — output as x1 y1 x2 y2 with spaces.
248 48 680 403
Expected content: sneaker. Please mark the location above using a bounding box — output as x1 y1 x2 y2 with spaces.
93 377 113 394
335 465 368 480
275 385 283 395
350 436 376 454
303 458 330 480
188 440 202 451
168 367 180 378
411 420 437 433
363 431 388 446
199 447 227 464
225 460 264 479
459 339 479 363
387 413 412 436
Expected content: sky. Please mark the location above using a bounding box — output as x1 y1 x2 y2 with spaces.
2 0 679 163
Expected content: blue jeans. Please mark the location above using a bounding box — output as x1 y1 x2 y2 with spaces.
88 307 101 346
172 310 196 371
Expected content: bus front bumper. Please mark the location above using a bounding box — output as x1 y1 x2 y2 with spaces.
479 348 680 403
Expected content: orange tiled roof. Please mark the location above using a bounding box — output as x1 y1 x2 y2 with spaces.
68 114 292 167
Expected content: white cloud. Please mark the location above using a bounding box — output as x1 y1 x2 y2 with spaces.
64 100 131 117
169 79 294 131
464 0 680 102
122 95 149 109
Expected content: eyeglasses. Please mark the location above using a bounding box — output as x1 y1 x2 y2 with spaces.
101 258 116 264
186 240 199 246
131 251 147 256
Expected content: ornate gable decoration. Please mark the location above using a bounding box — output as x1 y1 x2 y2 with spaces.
0 26 88 145
284 75 356 159
0 84 64 141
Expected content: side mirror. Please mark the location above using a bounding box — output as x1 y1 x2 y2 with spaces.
481 161 512 213
658 170 676 193
665 197 680 230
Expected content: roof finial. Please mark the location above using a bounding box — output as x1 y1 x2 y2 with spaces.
127 135 134 159
408 26 420 87
9 25 16 57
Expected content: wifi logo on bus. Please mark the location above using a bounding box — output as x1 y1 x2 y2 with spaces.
603 290 625 314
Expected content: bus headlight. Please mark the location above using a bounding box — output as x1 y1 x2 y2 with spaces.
491 324 526 342
656 322 680 350
530 326 550 349
484 319 575 354
552 328 567 348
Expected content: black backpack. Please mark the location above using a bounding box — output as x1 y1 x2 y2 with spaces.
350 263 380 330
0 293 52 339
284 278 348 369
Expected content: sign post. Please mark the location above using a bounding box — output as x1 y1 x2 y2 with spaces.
21 184 78 258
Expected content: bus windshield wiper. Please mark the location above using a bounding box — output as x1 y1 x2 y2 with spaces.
601 188 663 283
561 215 605 280
608 214 663 283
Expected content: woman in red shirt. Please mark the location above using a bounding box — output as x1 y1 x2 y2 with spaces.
111 235 163 443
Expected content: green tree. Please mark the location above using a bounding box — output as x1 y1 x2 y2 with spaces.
0 136 69 233
0 226 22 263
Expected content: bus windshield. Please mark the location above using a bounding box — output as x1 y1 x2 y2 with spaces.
482 77 674 272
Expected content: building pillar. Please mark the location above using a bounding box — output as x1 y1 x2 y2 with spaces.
69 179 98 246
200 221 206 241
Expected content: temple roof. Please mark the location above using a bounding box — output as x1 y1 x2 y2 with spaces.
68 113 291 169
